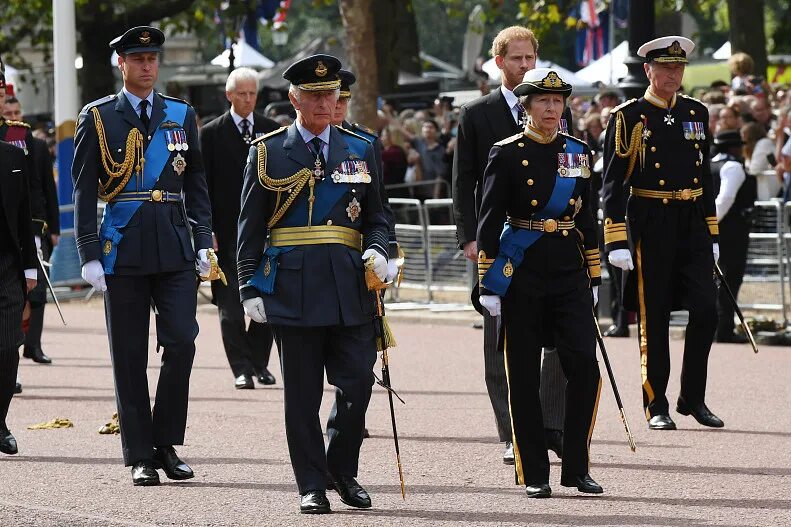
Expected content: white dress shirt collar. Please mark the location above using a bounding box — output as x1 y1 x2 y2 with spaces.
501 85 521 124
230 109 254 130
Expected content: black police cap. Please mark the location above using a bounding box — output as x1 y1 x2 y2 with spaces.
713 130 744 148
282 54 341 91
109 26 165 55
339 70 356 99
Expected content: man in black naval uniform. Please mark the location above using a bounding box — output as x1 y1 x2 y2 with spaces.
710 130 756 343
237 55 389 514
72 26 216 486
452 26 571 465
200 67 279 389
602 36 723 431
477 68 603 498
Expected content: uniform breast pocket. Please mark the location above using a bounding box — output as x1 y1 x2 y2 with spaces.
268 249 303 319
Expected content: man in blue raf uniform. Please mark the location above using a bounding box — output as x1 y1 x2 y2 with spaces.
237 54 389 514
602 36 723 431
72 26 216 486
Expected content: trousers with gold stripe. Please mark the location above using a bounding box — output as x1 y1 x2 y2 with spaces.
630 199 717 418
502 266 601 486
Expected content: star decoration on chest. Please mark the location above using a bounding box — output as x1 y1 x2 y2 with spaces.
663 113 675 126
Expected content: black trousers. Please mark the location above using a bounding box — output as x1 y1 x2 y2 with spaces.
273 323 377 494
24 240 49 351
104 270 198 466
0 251 24 427
607 263 630 330
716 216 750 337
212 265 273 377
634 204 717 418
502 268 601 486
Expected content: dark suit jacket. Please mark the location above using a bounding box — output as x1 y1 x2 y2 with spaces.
452 87 573 248
30 137 60 236
73 91 213 275
0 120 46 236
200 110 279 267
0 141 38 288
237 124 389 327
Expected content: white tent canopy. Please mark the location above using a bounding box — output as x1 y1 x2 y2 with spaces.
713 41 731 60
211 40 275 69
481 57 592 88
575 41 629 85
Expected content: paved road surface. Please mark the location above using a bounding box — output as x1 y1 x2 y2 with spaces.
1 299 789 526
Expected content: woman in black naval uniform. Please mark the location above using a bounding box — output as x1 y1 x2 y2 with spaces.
476 68 603 498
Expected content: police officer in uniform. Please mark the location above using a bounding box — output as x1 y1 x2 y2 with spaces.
710 130 756 343
602 36 723 431
477 69 603 498
72 27 217 485
238 55 389 514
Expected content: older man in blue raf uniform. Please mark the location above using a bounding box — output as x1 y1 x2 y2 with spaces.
602 36 723 431
237 54 389 514
72 26 217 486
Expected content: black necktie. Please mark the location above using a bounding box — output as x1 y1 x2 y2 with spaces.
309 137 326 178
241 118 251 143
515 104 525 128
139 100 150 130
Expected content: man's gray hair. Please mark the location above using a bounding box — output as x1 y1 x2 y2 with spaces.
226 67 259 92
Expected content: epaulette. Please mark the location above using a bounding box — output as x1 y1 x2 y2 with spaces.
679 93 706 106
80 94 116 114
558 131 587 147
5 120 30 128
336 125 369 143
493 132 523 147
159 93 193 107
251 126 287 145
352 122 378 137
611 98 637 113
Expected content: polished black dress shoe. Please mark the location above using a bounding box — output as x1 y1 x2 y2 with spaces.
300 490 331 514
503 441 515 465
328 475 372 508
603 324 630 337
362 427 370 439
525 483 551 498
234 374 254 389
676 399 724 428
545 429 563 459
561 473 603 494
648 414 677 430
23 346 52 364
255 368 276 385
0 426 18 455
154 446 194 480
131 460 160 486
14 382 22 394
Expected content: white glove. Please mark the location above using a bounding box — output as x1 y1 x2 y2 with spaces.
479 295 501 317
592 285 599 307
712 243 720 264
34 236 41 250
386 259 400 282
608 249 634 271
243 297 267 323
362 249 387 282
81 260 107 292
197 249 212 277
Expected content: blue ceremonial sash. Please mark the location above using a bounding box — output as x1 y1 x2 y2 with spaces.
481 138 583 296
99 100 188 274
248 246 294 295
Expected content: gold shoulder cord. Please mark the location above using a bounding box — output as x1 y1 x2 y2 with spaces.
91 107 144 202
613 111 645 181
256 142 316 228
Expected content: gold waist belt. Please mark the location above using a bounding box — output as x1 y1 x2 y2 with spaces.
112 190 182 203
269 225 362 251
507 216 575 234
630 187 702 201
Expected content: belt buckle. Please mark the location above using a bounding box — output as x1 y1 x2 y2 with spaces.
151 189 163 202
543 219 558 233
679 189 691 201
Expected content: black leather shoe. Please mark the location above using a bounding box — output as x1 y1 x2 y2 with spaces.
603 325 630 337
14 382 22 394
362 428 370 439
154 446 194 480
300 490 331 514
715 332 749 344
545 429 563 459
525 483 551 498
561 473 603 494
234 374 254 389
503 441 515 465
0 426 18 455
328 475 372 509
648 414 677 430
23 346 52 364
131 460 160 486
677 399 724 428
255 368 276 385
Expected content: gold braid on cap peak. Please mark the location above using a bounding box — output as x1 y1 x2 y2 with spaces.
613 111 645 181
91 107 144 202
255 141 315 228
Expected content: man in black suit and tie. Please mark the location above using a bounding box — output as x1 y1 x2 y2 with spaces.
0 139 39 456
200 67 280 389
452 26 572 465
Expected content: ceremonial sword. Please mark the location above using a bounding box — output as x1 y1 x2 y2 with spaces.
714 263 758 353
36 248 66 325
